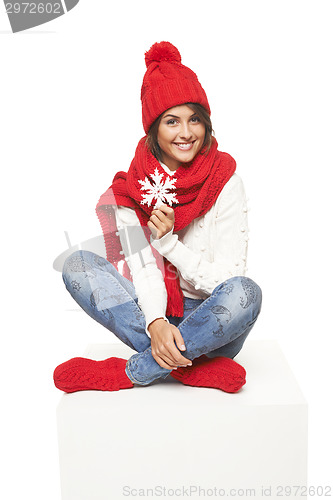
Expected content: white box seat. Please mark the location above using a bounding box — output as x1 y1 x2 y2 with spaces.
57 340 307 500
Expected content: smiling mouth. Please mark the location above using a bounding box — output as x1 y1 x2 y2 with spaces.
173 141 195 151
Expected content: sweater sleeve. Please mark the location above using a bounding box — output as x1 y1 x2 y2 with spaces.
150 174 249 295
115 205 169 337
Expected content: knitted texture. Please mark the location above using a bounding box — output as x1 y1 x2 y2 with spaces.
141 41 210 133
96 137 236 317
53 357 134 393
170 355 246 393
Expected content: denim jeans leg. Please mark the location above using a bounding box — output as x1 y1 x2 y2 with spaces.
205 325 255 359
126 277 262 385
62 250 151 354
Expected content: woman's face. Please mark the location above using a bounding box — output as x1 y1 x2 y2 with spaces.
157 104 206 171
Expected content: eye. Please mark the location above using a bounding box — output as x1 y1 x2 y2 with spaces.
166 119 178 125
190 116 200 123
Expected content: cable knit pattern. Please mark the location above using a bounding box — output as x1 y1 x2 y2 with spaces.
170 355 246 393
141 41 210 133
53 357 134 393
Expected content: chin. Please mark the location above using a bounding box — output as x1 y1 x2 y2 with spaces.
180 153 197 164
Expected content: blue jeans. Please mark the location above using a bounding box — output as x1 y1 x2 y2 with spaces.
62 250 262 385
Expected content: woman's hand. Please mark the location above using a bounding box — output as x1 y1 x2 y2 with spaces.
148 318 192 370
147 203 175 240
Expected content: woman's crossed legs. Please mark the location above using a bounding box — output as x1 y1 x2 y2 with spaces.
56 250 262 388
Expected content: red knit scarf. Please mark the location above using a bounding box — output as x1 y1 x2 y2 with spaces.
96 136 236 317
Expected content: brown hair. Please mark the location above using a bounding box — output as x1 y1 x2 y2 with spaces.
145 103 213 163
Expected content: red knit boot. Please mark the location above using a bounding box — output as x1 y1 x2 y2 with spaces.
53 357 134 393
170 355 246 393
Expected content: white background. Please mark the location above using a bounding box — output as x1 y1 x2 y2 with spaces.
1 1 332 498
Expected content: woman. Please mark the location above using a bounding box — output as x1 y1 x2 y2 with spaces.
53 41 262 394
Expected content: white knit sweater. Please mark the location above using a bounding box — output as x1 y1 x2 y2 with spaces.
115 163 249 337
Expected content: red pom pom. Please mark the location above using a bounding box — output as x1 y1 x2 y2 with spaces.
145 41 181 68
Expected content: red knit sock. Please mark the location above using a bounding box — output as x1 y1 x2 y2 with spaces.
53 357 134 393
170 355 246 393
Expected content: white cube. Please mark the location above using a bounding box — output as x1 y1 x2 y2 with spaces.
57 340 307 500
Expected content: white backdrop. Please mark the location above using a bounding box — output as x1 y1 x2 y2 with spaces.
1 1 332 498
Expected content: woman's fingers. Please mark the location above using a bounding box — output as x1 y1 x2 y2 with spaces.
150 210 165 223
152 353 178 370
148 213 173 239
151 205 175 224
153 344 181 367
172 328 187 352
152 346 191 369
159 204 175 221
149 321 191 369
153 354 189 370
149 214 167 227
147 220 158 238
159 343 192 367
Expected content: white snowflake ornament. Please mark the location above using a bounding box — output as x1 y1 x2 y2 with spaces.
138 168 179 209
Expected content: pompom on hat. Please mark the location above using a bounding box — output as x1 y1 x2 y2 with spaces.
141 41 211 133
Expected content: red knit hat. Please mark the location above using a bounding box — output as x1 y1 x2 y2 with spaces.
141 41 211 133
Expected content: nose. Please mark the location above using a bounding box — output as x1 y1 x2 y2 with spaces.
179 121 192 140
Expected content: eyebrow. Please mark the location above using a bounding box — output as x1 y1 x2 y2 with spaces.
162 112 197 119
